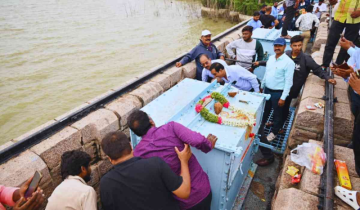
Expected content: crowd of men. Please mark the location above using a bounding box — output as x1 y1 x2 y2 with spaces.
0 0 359 210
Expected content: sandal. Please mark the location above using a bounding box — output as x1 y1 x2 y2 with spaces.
278 128 285 134
334 186 360 210
280 35 292 39
266 122 274 127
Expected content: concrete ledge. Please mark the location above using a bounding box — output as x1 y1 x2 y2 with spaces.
71 108 120 144
105 94 142 129
97 159 113 177
277 156 304 191
55 103 90 122
150 73 172 91
183 61 197 79
301 82 325 100
87 89 115 104
30 126 82 169
0 150 52 187
273 188 318 210
129 81 164 105
287 127 321 150
294 97 325 134
334 103 353 144
163 66 184 87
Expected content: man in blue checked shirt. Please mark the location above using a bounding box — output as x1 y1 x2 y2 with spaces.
255 37 295 166
176 30 225 81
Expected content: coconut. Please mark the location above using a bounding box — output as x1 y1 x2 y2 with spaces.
214 102 223 115
228 92 237 97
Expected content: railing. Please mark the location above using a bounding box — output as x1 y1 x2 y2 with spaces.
318 8 335 209
0 17 252 165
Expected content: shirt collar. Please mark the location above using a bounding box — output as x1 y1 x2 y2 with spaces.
67 175 87 184
275 53 286 61
114 157 140 169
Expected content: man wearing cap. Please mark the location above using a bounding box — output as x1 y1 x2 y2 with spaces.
254 37 295 166
176 30 225 81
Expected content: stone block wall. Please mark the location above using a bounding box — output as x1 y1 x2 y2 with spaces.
273 11 357 210
0 19 241 210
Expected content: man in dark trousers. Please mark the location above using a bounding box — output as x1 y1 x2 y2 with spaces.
322 0 360 68
282 35 336 128
176 30 225 80
281 0 300 39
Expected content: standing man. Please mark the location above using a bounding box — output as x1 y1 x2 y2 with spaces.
176 30 225 80
312 0 328 15
128 111 217 210
247 11 263 30
253 38 295 166
100 131 192 210
295 5 320 52
281 0 300 39
46 151 97 210
261 38 295 142
322 0 360 68
282 36 336 128
260 4 267 15
226 26 264 72
209 62 260 92
260 7 279 29
271 2 279 19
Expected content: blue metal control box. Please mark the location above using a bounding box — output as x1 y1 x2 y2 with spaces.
130 79 269 210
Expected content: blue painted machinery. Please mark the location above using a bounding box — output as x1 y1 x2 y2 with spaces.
251 28 301 81
130 79 270 210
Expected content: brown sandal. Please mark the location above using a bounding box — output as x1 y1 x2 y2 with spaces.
280 35 292 39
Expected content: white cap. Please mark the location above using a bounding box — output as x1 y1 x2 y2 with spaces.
201 30 211 36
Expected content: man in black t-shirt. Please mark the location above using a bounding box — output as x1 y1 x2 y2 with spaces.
260 7 279 29
100 131 192 210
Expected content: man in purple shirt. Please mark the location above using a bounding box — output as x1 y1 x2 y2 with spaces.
128 110 218 210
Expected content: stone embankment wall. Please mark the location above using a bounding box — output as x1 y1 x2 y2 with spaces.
272 13 359 210
201 6 252 22
0 23 247 209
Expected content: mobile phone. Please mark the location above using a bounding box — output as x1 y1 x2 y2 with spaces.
24 171 42 198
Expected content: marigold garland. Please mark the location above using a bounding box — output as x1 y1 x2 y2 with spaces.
195 92 256 128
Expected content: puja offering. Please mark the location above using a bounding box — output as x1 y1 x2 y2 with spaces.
228 92 237 97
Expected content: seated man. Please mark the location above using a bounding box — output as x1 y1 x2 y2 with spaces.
209 62 260 92
100 131 192 210
199 54 227 82
175 30 225 81
46 150 97 210
128 110 217 210
226 26 264 71
247 11 263 30
260 7 279 29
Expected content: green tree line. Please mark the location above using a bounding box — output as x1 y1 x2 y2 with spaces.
201 0 277 15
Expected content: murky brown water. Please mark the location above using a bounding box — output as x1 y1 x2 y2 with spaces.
0 0 235 145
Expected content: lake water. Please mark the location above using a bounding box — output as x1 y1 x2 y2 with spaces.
0 0 235 145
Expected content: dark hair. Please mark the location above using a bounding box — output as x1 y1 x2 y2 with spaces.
253 11 260 16
266 6 272 12
209 63 224 72
261 4 267 8
242 26 253 33
127 110 151 136
290 35 304 44
102 131 132 160
306 5 313 12
200 54 209 60
61 150 91 180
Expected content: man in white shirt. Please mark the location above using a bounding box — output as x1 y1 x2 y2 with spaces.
209 62 260 92
313 0 327 18
46 151 97 210
296 5 320 52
